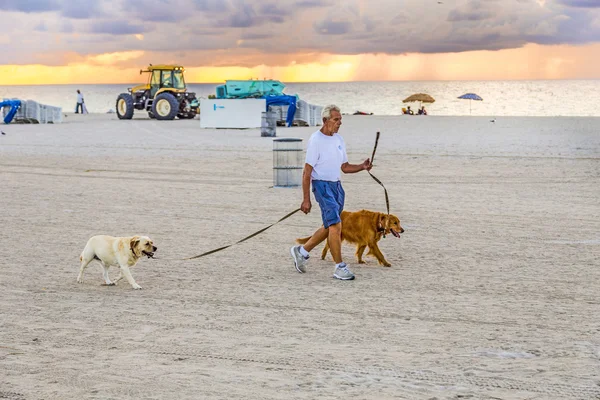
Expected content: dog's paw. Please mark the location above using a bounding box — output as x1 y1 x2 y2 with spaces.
383 262 391 267
132 284 143 290
77 278 84 284
357 260 366 264
101 282 115 286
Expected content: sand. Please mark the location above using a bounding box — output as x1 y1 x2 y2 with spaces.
1 113 599 400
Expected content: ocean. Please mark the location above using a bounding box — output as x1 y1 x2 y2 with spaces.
1 80 599 117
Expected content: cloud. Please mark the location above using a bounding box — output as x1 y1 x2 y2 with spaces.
1 0 600 68
89 20 146 35
60 0 104 19
447 1 496 22
61 20 74 33
558 0 600 7
390 12 409 24
242 32 275 40
294 0 331 7
314 20 352 35
34 21 48 31
0 0 60 12
194 0 230 12
122 0 188 22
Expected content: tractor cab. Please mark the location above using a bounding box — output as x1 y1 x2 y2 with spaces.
147 66 186 97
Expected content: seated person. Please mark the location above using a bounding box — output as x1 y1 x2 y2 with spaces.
406 106 414 115
422 106 427 115
418 107 424 115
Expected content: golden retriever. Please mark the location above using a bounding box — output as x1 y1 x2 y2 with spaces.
77 235 157 290
297 210 403 267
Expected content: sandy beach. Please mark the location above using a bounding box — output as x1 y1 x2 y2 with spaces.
1 113 599 399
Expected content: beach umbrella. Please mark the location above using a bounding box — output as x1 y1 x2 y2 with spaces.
402 93 435 113
403 93 435 105
457 93 483 114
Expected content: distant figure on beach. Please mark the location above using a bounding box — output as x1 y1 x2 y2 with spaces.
290 104 373 281
404 106 414 115
418 106 427 115
75 90 84 114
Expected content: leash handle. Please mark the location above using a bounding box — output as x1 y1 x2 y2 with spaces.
371 131 380 165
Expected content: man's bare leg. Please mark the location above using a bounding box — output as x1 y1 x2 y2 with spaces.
301 226 329 253
327 222 343 264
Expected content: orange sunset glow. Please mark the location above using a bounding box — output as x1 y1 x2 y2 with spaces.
2 43 600 85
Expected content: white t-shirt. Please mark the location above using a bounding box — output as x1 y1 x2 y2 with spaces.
305 130 348 182
77 93 84 104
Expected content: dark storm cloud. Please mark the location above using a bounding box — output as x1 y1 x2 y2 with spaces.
0 0 60 12
121 0 185 23
229 4 256 27
313 20 353 35
194 0 230 12
558 0 600 7
242 32 276 40
0 0 103 19
89 20 146 35
61 0 104 19
212 1 288 28
447 1 496 22
258 3 290 16
447 8 494 21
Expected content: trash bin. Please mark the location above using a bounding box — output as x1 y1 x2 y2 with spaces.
273 138 303 187
261 111 277 137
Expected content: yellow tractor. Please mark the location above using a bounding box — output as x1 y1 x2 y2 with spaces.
116 64 199 120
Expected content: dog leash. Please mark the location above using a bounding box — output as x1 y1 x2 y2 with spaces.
182 208 302 260
367 131 390 217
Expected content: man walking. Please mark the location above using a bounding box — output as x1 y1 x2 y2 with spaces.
75 90 84 114
290 104 372 280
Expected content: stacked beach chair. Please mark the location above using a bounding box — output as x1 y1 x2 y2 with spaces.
269 100 323 127
2 99 63 124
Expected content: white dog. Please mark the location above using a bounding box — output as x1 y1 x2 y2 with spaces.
78 235 157 290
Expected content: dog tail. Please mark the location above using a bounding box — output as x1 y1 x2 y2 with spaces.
295 236 311 244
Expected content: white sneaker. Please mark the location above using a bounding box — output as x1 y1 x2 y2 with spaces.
333 263 355 280
290 245 309 273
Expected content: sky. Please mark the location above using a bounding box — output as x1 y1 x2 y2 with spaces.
1 0 600 84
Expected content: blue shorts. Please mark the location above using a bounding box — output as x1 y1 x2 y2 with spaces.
312 180 345 228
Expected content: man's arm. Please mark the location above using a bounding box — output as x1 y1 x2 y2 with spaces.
341 159 372 174
301 163 313 214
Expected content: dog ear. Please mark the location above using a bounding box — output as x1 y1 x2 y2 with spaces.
379 213 388 227
130 236 141 257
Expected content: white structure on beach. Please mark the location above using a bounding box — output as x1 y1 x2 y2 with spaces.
2 99 62 124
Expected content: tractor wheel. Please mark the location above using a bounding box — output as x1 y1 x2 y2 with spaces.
116 93 134 120
152 93 179 120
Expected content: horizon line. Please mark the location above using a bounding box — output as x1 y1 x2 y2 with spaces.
2 77 600 86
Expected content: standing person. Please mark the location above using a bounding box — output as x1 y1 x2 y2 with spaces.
290 104 372 280
75 90 84 114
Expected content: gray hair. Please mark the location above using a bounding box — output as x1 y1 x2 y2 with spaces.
321 104 341 120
